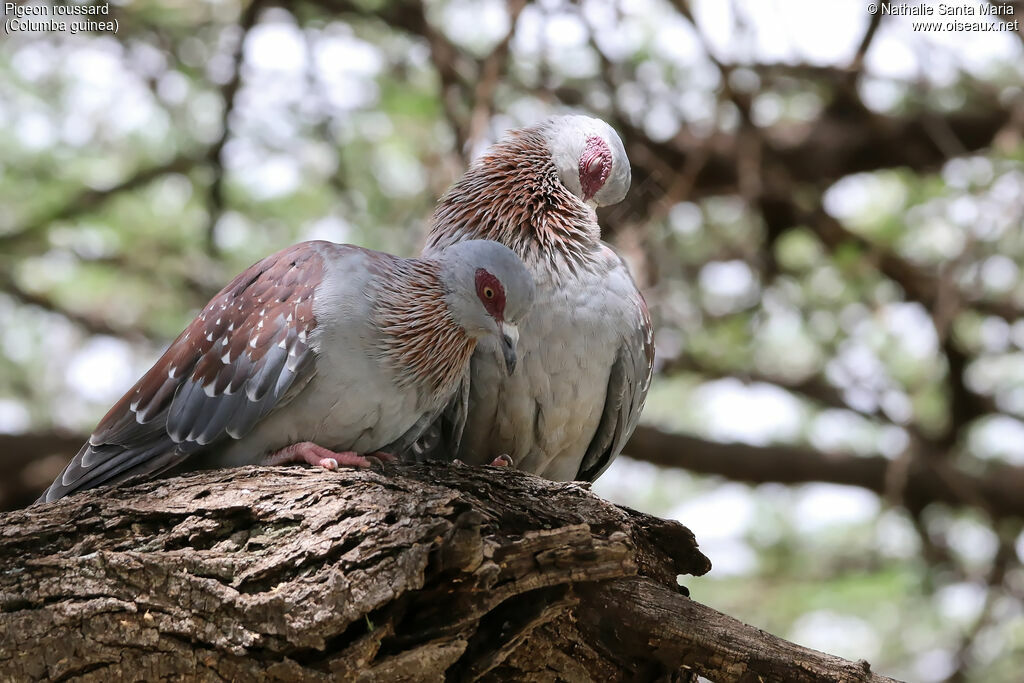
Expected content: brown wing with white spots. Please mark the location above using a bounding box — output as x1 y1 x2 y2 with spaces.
38 242 326 503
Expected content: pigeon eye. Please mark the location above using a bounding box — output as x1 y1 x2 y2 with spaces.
475 268 507 317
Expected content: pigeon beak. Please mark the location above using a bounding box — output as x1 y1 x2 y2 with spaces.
499 322 519 376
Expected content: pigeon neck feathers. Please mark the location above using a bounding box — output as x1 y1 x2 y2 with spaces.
427 126 601 274
372 256 475 400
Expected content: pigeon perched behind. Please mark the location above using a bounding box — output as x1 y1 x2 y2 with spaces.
37 239 534 503
422 115 653 482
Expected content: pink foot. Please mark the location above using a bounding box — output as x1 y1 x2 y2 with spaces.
264 442 373 470
488 454 513 467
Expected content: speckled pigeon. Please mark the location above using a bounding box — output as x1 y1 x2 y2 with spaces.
37 239 534 503
421 114 653 482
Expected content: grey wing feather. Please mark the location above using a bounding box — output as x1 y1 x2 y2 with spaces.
440 371 471 458
399 371 470 463
576 278 654 482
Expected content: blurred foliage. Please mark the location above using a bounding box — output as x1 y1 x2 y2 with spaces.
2 0 1024 680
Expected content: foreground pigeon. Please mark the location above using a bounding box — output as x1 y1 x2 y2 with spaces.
422 115 653 482
38 239 534 503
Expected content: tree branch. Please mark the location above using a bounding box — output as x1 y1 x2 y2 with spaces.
0 271 158 343
605 104 1012 227
660 351 869 417
1 464 902 681
578 578 898 683
0 153 203 250
625 426 1024 519
204 0 266 256
466 0 527 152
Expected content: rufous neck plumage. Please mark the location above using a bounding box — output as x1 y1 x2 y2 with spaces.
426 127 602 274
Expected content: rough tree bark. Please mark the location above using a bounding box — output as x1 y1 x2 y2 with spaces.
0 464 900 682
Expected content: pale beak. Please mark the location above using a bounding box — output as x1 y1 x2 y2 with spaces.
499 322 519 375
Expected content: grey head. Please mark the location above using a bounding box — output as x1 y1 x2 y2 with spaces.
435 239 535 374
541 114 631 208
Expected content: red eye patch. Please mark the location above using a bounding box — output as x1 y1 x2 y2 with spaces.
475 268 506 320
579 136 612 201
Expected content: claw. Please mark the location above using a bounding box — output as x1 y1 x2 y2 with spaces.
367 450 398 462
264 442 373 469
361 450 398 472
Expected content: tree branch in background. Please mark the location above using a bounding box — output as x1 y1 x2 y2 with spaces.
607 105 1013 226
799 203 1008 449
945 531 1021 682
204 0 266 256
0 152 203 250
849 2 888 73
624 425 1024 520
660 350 870 417
0 271 157 343
466 0 528 152
755 182 1007 442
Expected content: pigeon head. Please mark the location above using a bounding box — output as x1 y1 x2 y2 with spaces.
438 239 535 374
543 115 631 207
426 114 631 270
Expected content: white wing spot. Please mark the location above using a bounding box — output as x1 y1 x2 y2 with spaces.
222 351 232 363
205 332 214 341
168 366 177 379
221 337 229 346
250 336 259 348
